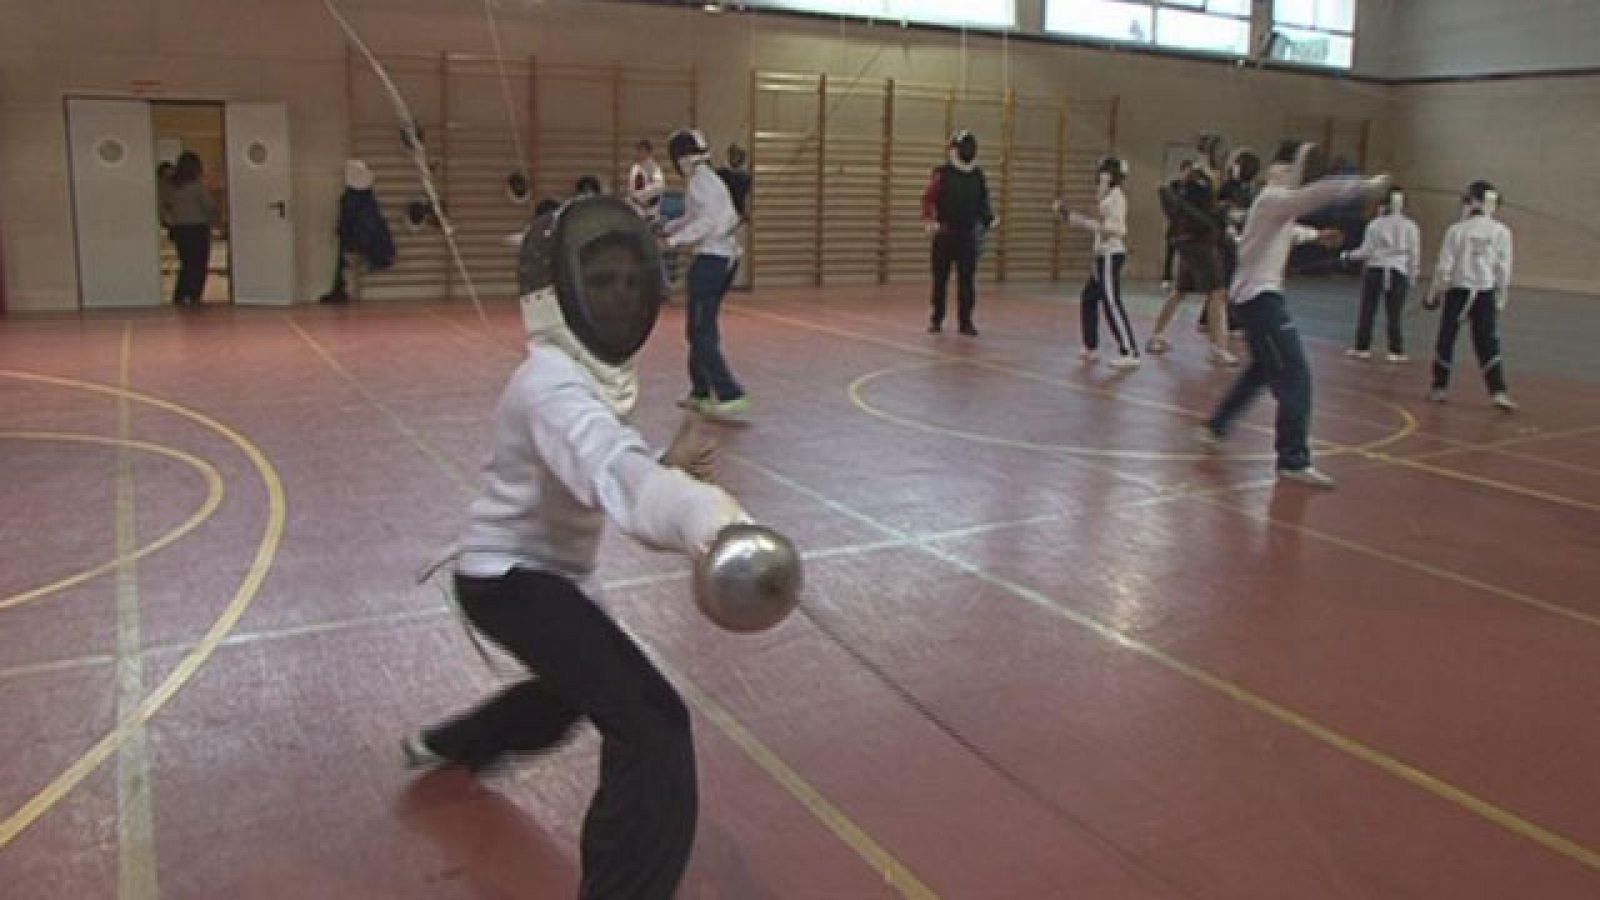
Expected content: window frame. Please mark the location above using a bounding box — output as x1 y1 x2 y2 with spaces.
1270 0 1357 70
1043 0 1255 60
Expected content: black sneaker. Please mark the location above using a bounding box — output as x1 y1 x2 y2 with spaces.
927 322 942 334
958 324 979 336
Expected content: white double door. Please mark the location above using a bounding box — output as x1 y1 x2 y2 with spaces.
67 97 295 308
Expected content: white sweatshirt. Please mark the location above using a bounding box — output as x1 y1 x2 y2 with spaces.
1348 212 1421 282
665 162 741 260
1230 176 1374 305
1433 213 1513 294
458 346 743 583
1067 187 1127 257
627 159 665 218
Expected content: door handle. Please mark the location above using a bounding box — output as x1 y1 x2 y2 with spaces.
269 201 287 218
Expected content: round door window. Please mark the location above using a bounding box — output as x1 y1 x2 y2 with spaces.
96 138 127 166
246 140 270 167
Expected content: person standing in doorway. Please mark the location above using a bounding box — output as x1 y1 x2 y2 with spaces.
921 130 994 336
162 152 218 307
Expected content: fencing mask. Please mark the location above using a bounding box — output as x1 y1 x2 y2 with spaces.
344 159 374 191
1226 148 1261 185
668 127 712 177
1385 186 1405 215
1095 156 1128 194
1464 180 1499 216
519 195 665 367
506 169 530 205
949 130 978 170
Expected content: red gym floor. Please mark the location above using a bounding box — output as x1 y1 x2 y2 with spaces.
2 285 1597 898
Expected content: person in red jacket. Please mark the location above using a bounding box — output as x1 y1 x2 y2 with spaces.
921 130 995 335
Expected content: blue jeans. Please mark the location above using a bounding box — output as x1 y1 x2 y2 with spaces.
686 254 743 402
1206 292 1313 471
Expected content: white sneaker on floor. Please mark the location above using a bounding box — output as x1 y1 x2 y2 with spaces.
1209 347 1240 367
1146 336 1171 355
1385 352 1409 364
1109 354 1142 370
1079 348 1100 363
1277 466 1337 489
1492 392 1519 411
1194 426 1225 453
402 732 447 770
1345 348 1371 360
1427 388 1448 403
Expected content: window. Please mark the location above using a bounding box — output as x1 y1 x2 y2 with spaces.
1271 0 1355 68
1047 1 1251 57
743 0 1016 30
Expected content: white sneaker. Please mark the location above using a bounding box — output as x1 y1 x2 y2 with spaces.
1209 347 1240 367
1277 466 1336 489
1492 392 1519 411
1386 352 1409 364
402 733 447 770
1146 336 1171 355
1427 388 1447 403
1345 348 1371 360
1109 354 1142 370
1194 426 1224 453
1079 348 1100 363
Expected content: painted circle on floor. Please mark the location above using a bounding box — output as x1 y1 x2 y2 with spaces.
848 360 1417 463
0 431 226 612
0 371 286 849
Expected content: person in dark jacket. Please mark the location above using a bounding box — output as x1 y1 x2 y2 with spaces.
716 144 752 222
162 152 219 307
921 130 995 336
321 160 394 304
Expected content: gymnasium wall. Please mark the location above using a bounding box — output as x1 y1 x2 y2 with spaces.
1354 0 1600 80
1389 74 1600 295
6 0 1582 311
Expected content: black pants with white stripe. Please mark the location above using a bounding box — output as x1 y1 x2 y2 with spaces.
427 569 697 900
1080 252 1137 356
1353 267 1408 354
1432 288 1507 394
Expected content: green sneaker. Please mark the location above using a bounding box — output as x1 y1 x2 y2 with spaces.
703 395 751 421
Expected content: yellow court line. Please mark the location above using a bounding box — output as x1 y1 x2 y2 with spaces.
114 322 160 900
847 360 1416 466
729 453 1600 875
1399 422 1600 475
751 305 1600 523
839 358 1599 628
292 318 941 898
0 371 287 850
283 318 478 495
751 299 1427 446
0 432 225 611
643 645 940 899
746 306 1418 459
1355 448 1600 516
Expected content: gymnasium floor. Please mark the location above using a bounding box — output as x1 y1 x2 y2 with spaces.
2 280 1597 898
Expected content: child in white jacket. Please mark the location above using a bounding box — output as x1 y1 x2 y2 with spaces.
1425 180 1516 410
